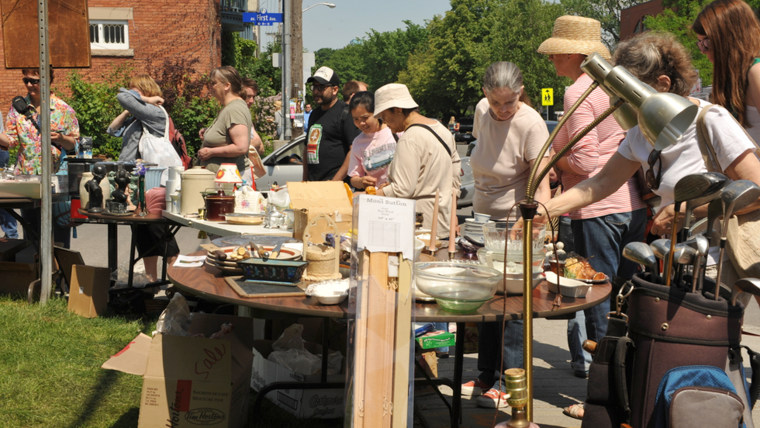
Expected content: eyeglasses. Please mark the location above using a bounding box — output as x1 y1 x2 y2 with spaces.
311 84 333 92
645 149 663 190
696 37 710 53
22 77 40 85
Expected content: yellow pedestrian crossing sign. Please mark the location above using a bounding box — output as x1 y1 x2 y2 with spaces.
542 88 554 106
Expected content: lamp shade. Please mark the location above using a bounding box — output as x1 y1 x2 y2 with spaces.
585 53 698 150
215 163 243 184
581 55 639 130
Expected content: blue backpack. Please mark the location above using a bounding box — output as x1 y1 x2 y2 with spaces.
652 365 748 428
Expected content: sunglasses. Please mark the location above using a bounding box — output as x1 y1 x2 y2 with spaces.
22 77 40 85
311 84 333 92
696 37 710 53
645 149 663 190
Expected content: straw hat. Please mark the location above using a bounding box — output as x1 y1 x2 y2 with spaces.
373 83 419 117
537 15 611 60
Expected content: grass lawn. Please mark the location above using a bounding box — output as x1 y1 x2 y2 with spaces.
0 295 341 428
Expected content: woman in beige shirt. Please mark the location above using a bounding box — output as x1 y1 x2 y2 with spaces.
373 83 461 239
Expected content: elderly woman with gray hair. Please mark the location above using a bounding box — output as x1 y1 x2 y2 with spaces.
459 61 552 409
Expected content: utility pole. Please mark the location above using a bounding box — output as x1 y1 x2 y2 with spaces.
290 0 303 138
280 0 292 140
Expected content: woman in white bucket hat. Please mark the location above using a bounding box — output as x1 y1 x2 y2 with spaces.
374 83 461 239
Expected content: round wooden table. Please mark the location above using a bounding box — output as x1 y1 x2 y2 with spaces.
167 252 611 427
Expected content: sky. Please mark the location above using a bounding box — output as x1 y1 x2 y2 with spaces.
256 0 453 52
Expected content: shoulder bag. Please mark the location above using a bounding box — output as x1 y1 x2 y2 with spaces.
138 106 183 178
696 105 760 279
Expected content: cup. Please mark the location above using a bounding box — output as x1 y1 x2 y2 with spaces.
473 212 491 223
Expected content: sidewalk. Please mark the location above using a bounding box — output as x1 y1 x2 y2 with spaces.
416 303 760 427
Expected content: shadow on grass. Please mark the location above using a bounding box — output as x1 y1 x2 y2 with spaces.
65 370 139 428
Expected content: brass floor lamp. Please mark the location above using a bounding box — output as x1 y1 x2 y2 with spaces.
517 53 698 420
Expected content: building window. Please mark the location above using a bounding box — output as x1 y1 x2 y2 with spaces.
89 20 129 50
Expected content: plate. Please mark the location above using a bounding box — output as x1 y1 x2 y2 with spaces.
206 245 302 266
224 213 264 225
544 271 588 288
577 274 609 284
205 258 242 275
211 235 296 248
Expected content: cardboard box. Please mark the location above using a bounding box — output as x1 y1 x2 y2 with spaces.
0 261 37 296
287 181 352 242
67 265 110 318
251 339 345 419
102 313 254 428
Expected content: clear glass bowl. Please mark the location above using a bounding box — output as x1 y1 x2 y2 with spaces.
414 261 502 313
482 221 547 263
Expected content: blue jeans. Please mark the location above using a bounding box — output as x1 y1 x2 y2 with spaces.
567 208 647 372
476 320 524 388
0 209 18 238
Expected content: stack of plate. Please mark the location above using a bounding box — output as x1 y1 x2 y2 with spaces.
461 218 493 246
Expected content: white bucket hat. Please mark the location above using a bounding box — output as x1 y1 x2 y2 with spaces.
537 15 611 60
373 83 419 117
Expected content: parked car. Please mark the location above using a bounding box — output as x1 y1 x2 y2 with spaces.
458 120 559 208
256 134 473 208
453 116 474 143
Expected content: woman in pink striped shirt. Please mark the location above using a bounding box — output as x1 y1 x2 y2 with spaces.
538 16 648 388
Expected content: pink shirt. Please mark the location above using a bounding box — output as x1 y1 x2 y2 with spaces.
347 126 397 187
552 73 645 220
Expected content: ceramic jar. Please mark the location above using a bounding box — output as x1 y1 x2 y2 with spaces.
180 166 215 215
78 171 93 209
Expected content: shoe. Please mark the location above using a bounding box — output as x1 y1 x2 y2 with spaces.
461 378 491 396
573 369 589 379
563 403 584 420
476 388 510 408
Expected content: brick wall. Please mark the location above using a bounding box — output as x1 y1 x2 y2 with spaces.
620 0 665 41
0 0 222 115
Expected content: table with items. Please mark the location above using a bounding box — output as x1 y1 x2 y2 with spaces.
167 246 611 427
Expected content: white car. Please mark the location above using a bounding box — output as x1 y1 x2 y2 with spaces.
256 134 473 208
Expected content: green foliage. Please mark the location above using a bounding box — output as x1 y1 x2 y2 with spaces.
169 96 220 158
63 66 133 159
560 0 640 46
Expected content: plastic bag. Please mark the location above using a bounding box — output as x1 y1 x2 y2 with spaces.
138 107 182 185
154 293 192 336
268 323 343 375
235 185 266 214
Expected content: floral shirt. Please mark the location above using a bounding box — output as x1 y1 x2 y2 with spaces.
5 94 79 175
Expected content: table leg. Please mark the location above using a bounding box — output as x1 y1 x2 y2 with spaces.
108 224 117 280
453 322 465 428
128 226 137 289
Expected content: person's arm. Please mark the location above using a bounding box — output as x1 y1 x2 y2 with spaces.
197 124 249 161
251 125 264 155
331 149 352 181
745 62 760 115
541 152 640 220
554 93 600 176
377 138 419 198
108 110 130 134
532 156 553 206
0 132 9 149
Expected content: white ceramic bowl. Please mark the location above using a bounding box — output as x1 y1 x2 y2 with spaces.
305 280 349 305
544 271 592 297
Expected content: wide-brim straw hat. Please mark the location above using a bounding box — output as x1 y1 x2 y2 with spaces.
373 83 419 117
537 15 611 60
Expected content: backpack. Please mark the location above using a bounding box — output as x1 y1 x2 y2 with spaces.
167 117 192 170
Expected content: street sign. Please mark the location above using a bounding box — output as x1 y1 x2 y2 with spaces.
243 11 283 26
541 88 554 106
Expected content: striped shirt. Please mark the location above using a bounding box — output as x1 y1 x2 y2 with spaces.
552 73 645 220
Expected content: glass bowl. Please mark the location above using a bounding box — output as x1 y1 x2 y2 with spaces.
482 221 547 264
414 261 502 313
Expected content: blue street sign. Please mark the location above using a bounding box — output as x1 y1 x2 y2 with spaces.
242 12 283 26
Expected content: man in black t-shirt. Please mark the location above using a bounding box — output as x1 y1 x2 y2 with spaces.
304 66 360 181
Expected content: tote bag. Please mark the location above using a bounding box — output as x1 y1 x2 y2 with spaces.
138 106 182 185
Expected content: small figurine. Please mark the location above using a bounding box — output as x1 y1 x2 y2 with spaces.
85 164 106 213
109 168 131 213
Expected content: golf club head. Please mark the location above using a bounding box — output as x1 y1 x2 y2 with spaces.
622 242 657 275
675 173 726 203
672 244 697 265
705 198 724 242
721 180 760 226
683 235 709 256
731 278 760 305
650 238 671 261
683 173 729 229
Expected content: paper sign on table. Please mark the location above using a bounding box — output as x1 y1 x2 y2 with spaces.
354 194 415 260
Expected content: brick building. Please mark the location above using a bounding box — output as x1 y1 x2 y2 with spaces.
0 0 251 110
620 0 665 40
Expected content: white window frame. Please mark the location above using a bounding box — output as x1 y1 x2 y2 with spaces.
89 20 129 51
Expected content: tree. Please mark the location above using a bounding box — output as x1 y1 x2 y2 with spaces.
357 22 429 90
560 0 640 47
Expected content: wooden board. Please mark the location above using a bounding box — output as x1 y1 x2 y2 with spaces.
224 276 305 298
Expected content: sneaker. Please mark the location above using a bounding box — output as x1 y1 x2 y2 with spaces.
461 378 491 396
476 388 510 408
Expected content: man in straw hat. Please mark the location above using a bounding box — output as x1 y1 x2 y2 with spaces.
538 16 648 419
373 83 461 239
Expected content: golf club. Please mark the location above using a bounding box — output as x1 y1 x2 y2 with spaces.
731 278 760 306
698 198 725 292
715 180 760 300
679 172 728 241
667 174 724 286
650 238 671 283
683 235 709 292
622 242 659 282
671 243 698 289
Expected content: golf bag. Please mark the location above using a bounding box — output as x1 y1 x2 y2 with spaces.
582 273 755 428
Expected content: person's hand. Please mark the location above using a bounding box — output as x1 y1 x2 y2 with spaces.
197 147 212 161
50 132 63 143
144 95 164 106
198 128 206 140
650 203 685 237
361 176 377 188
